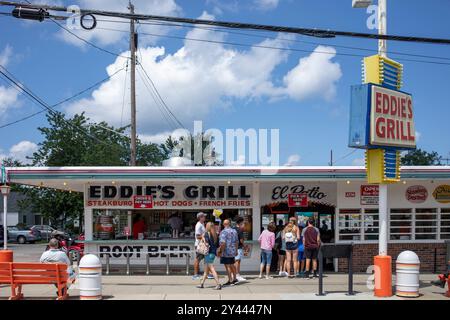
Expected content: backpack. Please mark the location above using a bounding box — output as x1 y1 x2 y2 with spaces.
284 228 297 243
196 237 210 255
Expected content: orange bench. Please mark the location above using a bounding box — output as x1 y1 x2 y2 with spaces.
0 262 73 300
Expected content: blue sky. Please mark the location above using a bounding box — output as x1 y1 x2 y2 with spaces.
0 0 449 166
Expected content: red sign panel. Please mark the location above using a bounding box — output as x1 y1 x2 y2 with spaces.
133 195 153 209
360 185 379 205
406 185 428 203
288 193 308 207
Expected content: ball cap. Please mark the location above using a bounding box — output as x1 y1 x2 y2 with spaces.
197 212 206 219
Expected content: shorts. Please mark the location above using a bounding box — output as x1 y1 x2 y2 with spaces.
205 253 216 264
220 257 235 265
235 248 244 261
278 249 286 256
260 249 273 265
196 252 205 261
304 248 318 260
286 241 299 251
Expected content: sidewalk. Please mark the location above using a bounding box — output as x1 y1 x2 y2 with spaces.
0 273 448 300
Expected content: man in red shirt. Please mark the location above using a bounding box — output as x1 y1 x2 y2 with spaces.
133 214 147 240
302 219 321 279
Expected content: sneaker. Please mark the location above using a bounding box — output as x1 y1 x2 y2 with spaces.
207 274 214 279
283 271 289 277
237 275 247 282
223 281 232 286
431 280 446 289
313 272 319 278
265 275 273 279
231 279 239 285
278 271 283 276
192 274 201 280
196 284 204 289
258 274 263 279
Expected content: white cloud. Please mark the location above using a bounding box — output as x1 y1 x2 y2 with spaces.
352 158 365 166
65 12 296 135
254 0 280 10
57 0 181 47
285 154 300 166
140 131 172 145
283 45 342 101
0 45 12 66
0 141 38 164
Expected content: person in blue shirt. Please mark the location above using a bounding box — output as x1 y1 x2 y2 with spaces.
297 223 306 277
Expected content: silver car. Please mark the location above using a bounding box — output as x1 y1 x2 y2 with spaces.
7 226 42 244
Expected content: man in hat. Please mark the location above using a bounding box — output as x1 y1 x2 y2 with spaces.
192 212 206 280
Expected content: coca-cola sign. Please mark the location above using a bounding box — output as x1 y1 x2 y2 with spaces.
405 185 428 203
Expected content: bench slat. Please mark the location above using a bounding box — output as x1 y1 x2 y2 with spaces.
13 279 66 284
12 270 68 276
12 263 67 271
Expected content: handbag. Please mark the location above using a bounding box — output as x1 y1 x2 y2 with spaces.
196 237 210 255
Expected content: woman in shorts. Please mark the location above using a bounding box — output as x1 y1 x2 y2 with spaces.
282 217 300 278
197 222 222 290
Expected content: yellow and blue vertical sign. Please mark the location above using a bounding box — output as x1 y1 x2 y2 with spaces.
349 54 416 184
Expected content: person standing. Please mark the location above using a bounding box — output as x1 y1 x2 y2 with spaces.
275 225 287 277
168 213 183 239
234 217 247 282
282 217 300 278
302 218 321 279
193 212 206 280
218 219 239 286
197 222 222 290
258 222 276 279
132 214 147 240
296 224 306 277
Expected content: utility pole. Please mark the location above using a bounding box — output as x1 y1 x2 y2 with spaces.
129 1 137 166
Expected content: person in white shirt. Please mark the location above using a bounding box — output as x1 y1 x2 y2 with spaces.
40 238 75 296
192 212 206 280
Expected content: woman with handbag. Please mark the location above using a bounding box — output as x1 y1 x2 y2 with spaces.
282 217 300 278
197 222 222 290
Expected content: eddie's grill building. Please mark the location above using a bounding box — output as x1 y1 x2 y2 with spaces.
4 165 450 273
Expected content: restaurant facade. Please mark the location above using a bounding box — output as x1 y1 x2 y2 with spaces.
4 165 450 272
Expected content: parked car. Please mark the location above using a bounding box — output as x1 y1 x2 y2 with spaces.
30 225 66 240
0 225 8 246
7 226 41 244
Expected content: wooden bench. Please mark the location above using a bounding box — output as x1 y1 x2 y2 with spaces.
0 262 73 300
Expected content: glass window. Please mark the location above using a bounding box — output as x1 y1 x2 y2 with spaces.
390 209 412 240
440 208 450 240
415 208 437 240
364 209 379 240
338 209 361 241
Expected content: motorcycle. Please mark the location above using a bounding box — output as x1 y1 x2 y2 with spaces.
45 231 84 262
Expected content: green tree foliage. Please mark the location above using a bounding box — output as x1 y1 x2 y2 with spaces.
401 148 442 166
18 112 167 231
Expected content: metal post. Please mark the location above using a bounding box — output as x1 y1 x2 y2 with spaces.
146 253 150 275
126 253 131 275
378 0 387 57
317 248 325 296
347 246 355 295
105 254 110 275
166 254 170 275
128 1 137 166
379 184 388 255
185 253 190 275
3 194 7 250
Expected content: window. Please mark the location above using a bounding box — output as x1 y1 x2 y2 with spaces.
364 209 379 240
441 208 450 240
390 209 412 240
415 208 437 240
338 209 362 241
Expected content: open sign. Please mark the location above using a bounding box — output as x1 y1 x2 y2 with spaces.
288 193 308 207
133 195 153 209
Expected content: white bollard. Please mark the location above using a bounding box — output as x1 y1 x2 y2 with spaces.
78 254 102 300
396 250 420 298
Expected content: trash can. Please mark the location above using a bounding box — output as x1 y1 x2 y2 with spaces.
396 250 420 298
78 254 102 300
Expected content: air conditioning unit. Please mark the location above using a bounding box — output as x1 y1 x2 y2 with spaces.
352 0 372 8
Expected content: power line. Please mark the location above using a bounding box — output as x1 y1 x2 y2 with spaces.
0 67 125 129
0 64 125 148
95 26 450 66
2 1 450 44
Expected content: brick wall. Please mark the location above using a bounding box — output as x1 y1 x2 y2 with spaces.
337 242 448 273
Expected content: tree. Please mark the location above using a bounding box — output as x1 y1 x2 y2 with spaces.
19 111 167 230
161 132 223 166
401 148 442 166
